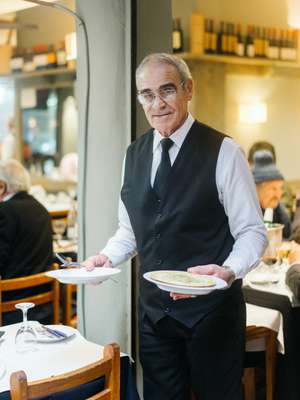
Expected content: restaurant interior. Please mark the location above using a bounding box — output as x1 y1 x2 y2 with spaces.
1 0 300 399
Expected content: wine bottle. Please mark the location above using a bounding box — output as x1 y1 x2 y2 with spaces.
235 24 245 57
204 18 211 53
172 18 183 53
210 20 217 54
217 21 225 54
246 25 255 58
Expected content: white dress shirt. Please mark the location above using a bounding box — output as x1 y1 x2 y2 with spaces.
102 114 267 279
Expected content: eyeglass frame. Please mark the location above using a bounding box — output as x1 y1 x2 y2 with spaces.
137 81 186 106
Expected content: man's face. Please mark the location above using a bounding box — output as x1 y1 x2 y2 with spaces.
256 180 284 209
136 62 193 137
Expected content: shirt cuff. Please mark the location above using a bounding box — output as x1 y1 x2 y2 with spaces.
101 248 134 267
222 256 258 279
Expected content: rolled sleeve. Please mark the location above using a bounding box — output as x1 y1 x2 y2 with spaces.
217 138 268 278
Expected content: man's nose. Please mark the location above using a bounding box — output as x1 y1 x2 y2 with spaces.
151 94 166 109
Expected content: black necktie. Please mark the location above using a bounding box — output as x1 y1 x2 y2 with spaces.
153 138 174 199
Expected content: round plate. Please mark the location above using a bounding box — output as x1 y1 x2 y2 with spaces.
143 271 228 295
46 267 121 285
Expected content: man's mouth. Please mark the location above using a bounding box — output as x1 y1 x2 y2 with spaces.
152 113 172 118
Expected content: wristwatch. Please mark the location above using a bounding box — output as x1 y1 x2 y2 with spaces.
222 265 236 286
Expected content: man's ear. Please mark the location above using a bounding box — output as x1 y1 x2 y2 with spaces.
0 181 7 199
185 79 193 101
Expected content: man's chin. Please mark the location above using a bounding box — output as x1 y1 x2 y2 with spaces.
152 123 173 136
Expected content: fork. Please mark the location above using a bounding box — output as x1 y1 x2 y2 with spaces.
55 253 118 283
55 253 82 268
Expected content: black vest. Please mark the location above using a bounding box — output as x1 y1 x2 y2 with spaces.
121 120 241 327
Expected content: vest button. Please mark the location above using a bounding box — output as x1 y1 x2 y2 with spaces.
156 259 162 265
164 307 170 313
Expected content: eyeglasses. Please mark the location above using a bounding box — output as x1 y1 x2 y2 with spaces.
137 82 185 106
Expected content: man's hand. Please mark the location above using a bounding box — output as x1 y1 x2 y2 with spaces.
170 264 235 301
82 253 112 271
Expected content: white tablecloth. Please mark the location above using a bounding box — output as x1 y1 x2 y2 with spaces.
246 303 284 353
244 261 298 306
0 323 104 393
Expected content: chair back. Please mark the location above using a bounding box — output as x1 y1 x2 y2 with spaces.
0 264 60 326
10 343 120 400
63 283 77 327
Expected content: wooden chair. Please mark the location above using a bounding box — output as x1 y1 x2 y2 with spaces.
244 325 277 400
10 343 120 400
0 264 60 326
63 283 77 327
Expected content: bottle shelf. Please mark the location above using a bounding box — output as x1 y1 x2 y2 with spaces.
0 67 76 79
179 52 300 69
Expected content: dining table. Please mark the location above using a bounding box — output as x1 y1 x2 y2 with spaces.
0 323 140 400
243 260 300 400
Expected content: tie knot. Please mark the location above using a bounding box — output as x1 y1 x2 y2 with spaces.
160 138 173 153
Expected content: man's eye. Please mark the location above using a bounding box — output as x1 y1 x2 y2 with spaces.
160 87 176 96
143 92 154 100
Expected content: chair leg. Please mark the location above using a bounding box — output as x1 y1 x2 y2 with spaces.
265 331 277 400
244 368 256 400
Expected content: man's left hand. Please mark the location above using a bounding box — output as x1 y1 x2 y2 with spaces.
170 264 235 301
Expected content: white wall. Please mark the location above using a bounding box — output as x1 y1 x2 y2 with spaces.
17 0 75 48
225 73 300 180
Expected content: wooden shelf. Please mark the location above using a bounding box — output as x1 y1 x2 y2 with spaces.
179 52 300 69
0 67 76 79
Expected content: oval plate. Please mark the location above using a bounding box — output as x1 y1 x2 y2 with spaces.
143 270 228 295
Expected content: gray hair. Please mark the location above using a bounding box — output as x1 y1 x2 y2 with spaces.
136 53 193 86
0 159 30 193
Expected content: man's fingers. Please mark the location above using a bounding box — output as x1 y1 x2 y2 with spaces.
170 292 196 300
187 264 217 275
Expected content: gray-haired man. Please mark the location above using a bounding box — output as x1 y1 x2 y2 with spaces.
83 53 267 400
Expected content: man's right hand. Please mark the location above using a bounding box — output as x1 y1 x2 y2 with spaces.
82 253 112 271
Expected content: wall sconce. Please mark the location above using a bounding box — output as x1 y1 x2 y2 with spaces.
238 102 268 124
65 32 77 62
287 0 300 28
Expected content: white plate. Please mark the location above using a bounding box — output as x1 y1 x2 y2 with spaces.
143 271 228 295
248 272 279 285
46 267 121 285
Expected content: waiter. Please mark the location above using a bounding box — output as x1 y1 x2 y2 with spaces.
83 53 267 400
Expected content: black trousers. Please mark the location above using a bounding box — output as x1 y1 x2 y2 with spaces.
139 291 246 400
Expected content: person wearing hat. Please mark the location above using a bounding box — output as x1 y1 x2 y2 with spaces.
248 141 294 217
252 149 291 239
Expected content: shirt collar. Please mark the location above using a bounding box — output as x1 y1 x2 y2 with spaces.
153 113 195 152
3 192 16 202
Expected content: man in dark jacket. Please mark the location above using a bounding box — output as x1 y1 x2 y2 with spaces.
0 159 53 324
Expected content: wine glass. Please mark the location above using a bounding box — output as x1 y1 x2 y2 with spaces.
51 218 67 241
15 302 37 353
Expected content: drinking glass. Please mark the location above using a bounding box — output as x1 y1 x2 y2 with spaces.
51 218 67 241
15 302 37 353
